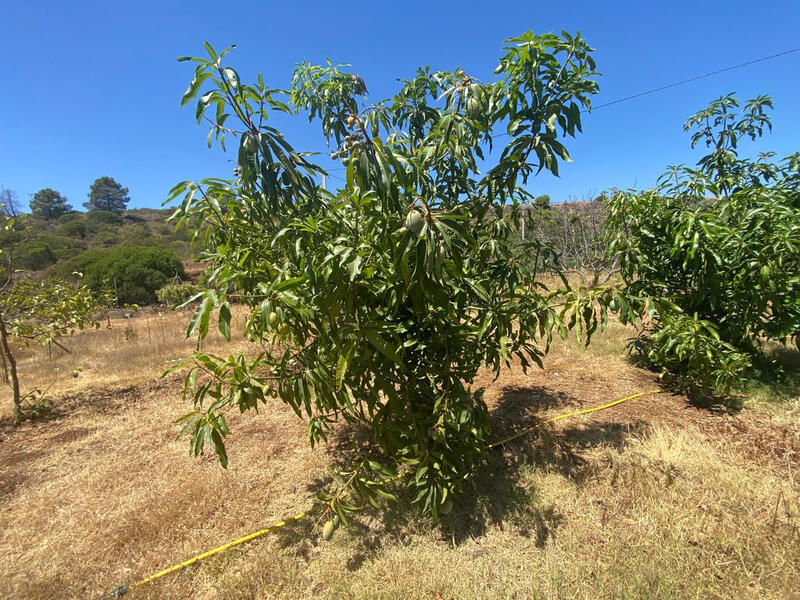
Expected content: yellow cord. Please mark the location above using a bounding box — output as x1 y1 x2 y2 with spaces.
98 388 665 598
129 510 308 589
487 388 664 448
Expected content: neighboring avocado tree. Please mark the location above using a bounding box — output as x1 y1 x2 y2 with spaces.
0 214 106 423
0 277 107 422
30 188 73 219
168 32 601 520
85 177 130 212
605 94 800 394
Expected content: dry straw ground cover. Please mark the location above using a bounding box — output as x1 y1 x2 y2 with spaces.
1 311 798 599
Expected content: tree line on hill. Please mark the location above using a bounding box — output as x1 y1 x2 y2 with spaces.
0 176 195 307
1 175 616 309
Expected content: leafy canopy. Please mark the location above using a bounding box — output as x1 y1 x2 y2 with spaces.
0 278 106 348
85 176 130 212
168 32 602 519
60 245 186 305
30 188 73 219
605 94 800 393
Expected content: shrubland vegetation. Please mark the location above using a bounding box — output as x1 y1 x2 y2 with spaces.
55 245 186 305
0 204 195 305
0 207 193 269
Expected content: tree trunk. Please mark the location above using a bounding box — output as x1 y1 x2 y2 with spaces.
0 312 21 422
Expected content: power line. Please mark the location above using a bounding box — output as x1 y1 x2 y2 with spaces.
588 46 800 112
321 45 800 168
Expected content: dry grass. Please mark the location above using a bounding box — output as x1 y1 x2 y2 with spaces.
1 313 799 599
8 305 253 397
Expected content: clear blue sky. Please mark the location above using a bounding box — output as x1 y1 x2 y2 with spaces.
1 1 798 210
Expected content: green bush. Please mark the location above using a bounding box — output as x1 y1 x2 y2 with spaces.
38 234 80 259
92 230 119 247
59 246 186 305
156 281 203 305
86 210 123 227
15 241 56 270
58 220 87 239
57 212 83 224
118 223 156 245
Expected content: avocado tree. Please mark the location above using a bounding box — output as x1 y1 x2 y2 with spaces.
605 94 800 393
0 277 107 422
168 32 601 520
0 216 110 422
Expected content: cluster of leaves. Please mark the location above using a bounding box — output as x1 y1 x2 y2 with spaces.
0 278 108 346
605 95 800 394
0 276 109 421
168 32 602 518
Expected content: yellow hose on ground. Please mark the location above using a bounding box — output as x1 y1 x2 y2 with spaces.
487 388 665 448
96 387 665 599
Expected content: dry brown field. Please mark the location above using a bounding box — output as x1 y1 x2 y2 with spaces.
1 308 798 599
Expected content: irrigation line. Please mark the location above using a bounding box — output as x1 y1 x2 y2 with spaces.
96 387 666 599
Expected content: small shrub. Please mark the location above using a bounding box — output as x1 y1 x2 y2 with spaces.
156 281 203 305
117 223 162 247
86 210 123 227
57 212 83 224
91 229 120 247
15 241 56 270
58 220 87 239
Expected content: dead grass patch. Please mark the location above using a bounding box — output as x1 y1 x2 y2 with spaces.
1 316 798 599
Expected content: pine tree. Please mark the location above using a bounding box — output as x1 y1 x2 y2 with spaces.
84 177 130 212
30 188 73 219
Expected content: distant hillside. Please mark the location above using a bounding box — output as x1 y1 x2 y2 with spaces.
0 208 198 277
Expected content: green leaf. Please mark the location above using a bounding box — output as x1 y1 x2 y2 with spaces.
364 330 402 365
336 351 350 390
187 296 213 340
218 301 231 341
210 428 228 468
181 70 211 107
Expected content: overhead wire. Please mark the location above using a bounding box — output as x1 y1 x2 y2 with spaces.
321 46 800 170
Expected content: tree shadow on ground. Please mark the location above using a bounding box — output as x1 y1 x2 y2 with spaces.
627 343 800 412
287 383 652 571
745 345 800 402
0 378 179 433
